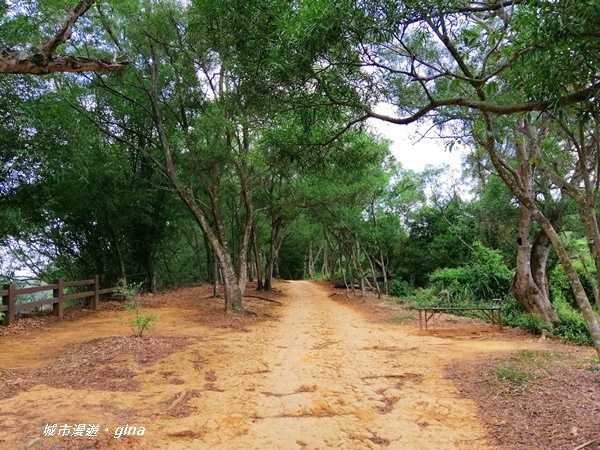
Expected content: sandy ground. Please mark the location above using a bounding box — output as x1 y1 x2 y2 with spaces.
0 281 579 449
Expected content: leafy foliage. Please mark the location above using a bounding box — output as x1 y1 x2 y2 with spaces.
122 300 158 338
428 242 513 306
549 257 596 310
552 298 594 346
501 296 552 334
387 279 412 298
396 196 476 286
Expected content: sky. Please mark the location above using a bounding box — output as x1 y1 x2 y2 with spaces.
368 117 466 173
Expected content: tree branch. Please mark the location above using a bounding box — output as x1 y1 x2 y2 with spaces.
364 82 600 125
0 0 129 74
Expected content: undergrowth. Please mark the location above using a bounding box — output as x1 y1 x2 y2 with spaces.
387 241 597 348
492 350 571 396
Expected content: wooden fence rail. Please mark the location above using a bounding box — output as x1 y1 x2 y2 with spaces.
0 275 115 326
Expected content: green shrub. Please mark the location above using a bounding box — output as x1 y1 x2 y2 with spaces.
122 300 158 337
402 287 438 308
552 298 592 345
511 313 552 334
429 242 512 306
501 297 552 334
549 261 596 309
388 279 412 298
502 296 593 345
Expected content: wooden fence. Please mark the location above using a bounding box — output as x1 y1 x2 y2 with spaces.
0 276 115 326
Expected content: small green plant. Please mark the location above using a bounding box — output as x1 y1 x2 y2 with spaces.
509 350 567 374
114 278 143 299
122 300 158 337
588 358 600 372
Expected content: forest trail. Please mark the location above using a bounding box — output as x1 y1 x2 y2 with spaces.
193 280 495 450
0 281 546 449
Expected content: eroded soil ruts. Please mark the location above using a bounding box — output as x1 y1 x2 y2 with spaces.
0 281 552 449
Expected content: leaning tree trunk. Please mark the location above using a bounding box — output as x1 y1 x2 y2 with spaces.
379 248 389 295
213 258 221 298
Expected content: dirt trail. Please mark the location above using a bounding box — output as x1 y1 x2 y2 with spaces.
0 281 547 449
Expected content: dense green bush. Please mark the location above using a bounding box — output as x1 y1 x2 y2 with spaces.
387 279 412 298
547 263 595 345
502 293 593 345
549 260 596 309
552 298 593 345
429 242 512 306
401 287 440 308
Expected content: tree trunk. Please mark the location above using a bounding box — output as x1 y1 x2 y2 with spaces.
213 258 221 298
531 230 553 302
308 241 315 279
510 131 558 325
579 255 600 310
379 248 389 295
221 260 244 311
204 234 215 284
264 218 284 290
252 227 263 290
147 253 157 294
512 206 558 324
321 241 329 278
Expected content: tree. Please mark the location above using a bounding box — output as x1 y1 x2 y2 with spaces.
0 78 174 288
399 195 476 287
79 1 256 310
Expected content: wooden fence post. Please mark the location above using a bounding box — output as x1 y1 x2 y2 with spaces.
92 275 100 311
53 279 64 319
2 284 15 326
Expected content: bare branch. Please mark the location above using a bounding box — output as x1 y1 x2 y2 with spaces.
364 82 600 125
0 0 129 74
38 0 95 55
0 53 128 74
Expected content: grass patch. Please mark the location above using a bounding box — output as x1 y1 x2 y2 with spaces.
588 358 600 372
492 350 573 395
508 350 565 370
388 312 416 324
494 366 532 384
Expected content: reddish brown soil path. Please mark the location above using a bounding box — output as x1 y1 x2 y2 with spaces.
0 281 555 449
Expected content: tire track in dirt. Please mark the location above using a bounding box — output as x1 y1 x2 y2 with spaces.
180 281 494 450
